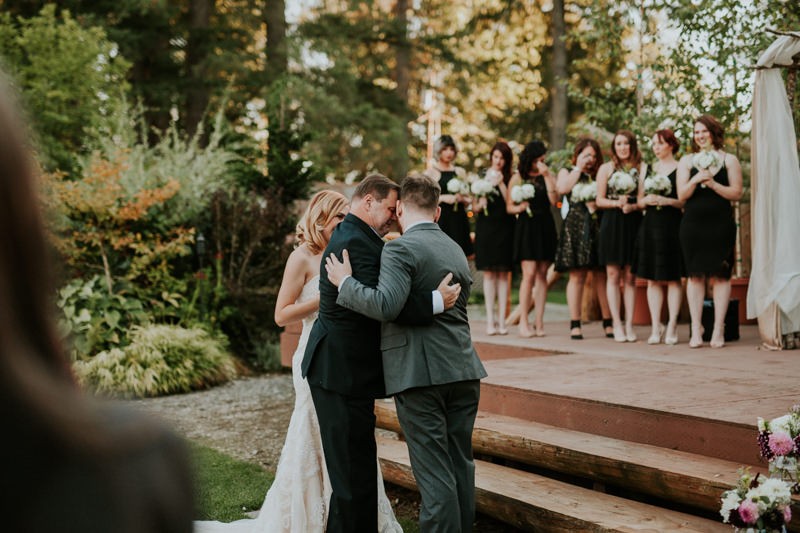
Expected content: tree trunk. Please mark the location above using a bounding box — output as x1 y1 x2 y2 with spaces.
265 0 288 83
393 0 411 178
549 0 568 151
185 0 213 138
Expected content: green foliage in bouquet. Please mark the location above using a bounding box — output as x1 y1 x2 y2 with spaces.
74 324 237 397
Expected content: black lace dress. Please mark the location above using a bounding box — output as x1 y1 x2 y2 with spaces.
679 162 736 279
436 169 474 257
513 175 557 263
598 169 643 267
474 182 515 271
632 169 684 281
555 174 601 272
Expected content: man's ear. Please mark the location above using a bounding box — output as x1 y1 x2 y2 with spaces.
433 205 441 223
396 200 404 218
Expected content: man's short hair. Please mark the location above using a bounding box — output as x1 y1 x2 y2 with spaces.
400 173 440 213
353 173 400 201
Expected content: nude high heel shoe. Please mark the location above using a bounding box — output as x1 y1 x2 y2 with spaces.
647 324 664 345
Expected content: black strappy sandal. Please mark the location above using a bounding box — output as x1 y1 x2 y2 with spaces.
570 319 583 340
603 318 614 338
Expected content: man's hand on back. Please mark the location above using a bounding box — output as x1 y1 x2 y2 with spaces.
325 249 352 287
437 273 461 310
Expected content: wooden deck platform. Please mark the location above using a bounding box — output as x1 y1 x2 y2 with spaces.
375 321 800 532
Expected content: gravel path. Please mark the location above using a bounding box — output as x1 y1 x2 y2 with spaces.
131 373 296 470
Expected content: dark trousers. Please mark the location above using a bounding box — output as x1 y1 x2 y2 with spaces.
394 380 481 533
310 384 378 533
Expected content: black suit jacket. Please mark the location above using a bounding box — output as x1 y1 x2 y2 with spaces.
301 214 433 398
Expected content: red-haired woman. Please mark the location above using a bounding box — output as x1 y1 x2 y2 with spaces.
677 115 743 348
596 130 645 342
633 129 684 345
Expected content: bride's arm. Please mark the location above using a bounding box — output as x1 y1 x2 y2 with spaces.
274 249 319 327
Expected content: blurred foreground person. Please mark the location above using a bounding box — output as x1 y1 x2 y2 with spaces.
0 70 194 533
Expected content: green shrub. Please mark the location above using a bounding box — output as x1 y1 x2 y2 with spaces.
74 324 237 397
57 275 148 359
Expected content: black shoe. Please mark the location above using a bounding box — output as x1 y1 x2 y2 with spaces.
603 318 614 338
570 320 583 340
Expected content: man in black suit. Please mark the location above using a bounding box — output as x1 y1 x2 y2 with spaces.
302 174 459 532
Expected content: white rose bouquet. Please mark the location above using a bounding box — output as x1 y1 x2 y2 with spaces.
644 174 672 210
470 179 496 216
608 169 638 198
510 183 536 217
693 150 722 188
571 181 597 203
446 177 470 211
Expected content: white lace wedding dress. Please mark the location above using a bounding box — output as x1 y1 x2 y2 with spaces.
195 275 402 533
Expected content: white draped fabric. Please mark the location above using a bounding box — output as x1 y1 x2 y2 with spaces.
749 32 800 347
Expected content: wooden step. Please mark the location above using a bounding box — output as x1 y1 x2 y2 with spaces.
375 400 752 515
377 436 729 532
473 339 558 361
478 379 760 466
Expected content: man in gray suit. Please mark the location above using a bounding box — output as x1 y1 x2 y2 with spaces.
326 173 487 532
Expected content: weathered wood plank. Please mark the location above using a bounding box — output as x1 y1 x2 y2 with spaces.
378 436 730 532
374 401 758 514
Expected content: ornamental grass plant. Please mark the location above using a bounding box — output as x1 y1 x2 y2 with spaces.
74 324 237 397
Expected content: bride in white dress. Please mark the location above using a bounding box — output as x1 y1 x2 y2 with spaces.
195 190 402 533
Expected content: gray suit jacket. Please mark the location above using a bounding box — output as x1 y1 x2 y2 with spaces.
337 221 487 396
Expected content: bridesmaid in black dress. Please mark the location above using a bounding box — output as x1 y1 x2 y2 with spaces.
554 138 613 340
677 115 743 348
423 135 473 257
596 130 645 343
473 141 516 335
633 129 684 346
507 141 558 337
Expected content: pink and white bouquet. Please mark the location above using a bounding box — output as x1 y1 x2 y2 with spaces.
471 178 496 216
608 169 638 198
570 181 597 203
720 469 793 532
758 405 800 489
510 183 535 217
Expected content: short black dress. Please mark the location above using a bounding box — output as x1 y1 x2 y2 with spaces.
436 169 474 257
474 182 515 271
598 170 643 267
555 174 602 272
632 169 684 281
679 162 736 279
513 175 557 263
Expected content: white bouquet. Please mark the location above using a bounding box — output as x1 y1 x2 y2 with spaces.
510 183 536 217
571 181 597 203
608 169 638 198
446 177 470 210
644 174 672 210
471 179 496 216
484 168 503 186
693 150 721 171
693 150 722 188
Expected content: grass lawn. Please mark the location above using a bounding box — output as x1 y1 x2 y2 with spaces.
191 443 273 522
470 273 568 306
191 442 419 531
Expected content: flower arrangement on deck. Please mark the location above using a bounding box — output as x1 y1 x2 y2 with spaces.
758 405 800 490
720 469 793 533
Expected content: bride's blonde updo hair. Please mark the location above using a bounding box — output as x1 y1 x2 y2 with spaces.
295 190 349 254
